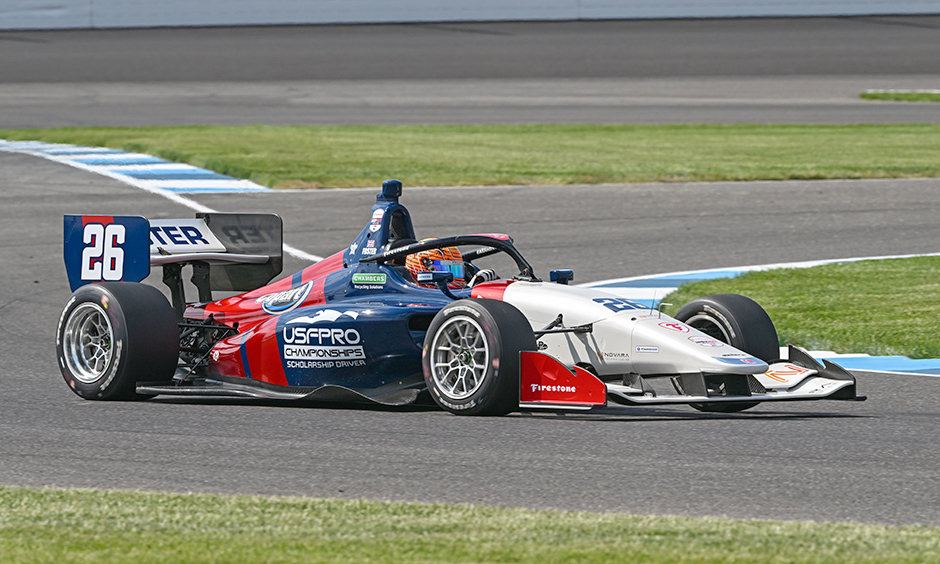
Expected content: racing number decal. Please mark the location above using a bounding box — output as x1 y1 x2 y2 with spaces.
593 297 646 312
80 223 126 281
64 215 151 291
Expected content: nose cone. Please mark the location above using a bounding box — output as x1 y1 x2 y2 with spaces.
630 317 768 375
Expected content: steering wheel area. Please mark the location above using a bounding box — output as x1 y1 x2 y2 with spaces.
360 234 540 282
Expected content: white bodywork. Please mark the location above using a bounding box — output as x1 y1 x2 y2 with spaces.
501 281 768 377
498 281 858 407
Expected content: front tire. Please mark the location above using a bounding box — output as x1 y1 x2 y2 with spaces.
674 293 779 413
56 283 179 400
423 299 536 416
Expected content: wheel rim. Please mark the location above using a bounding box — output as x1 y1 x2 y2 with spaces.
430 315 490 400
684 314 730 343
63 302 115 383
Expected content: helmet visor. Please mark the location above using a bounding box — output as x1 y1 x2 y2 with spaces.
430 259 464 280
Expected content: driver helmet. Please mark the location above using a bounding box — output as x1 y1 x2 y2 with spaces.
405 242 466 288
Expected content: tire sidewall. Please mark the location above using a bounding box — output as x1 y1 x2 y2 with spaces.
56 284 132 400
56 283 179 400
422 299 534 416
675 294 778 362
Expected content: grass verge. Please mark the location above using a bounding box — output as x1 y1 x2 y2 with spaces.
2 124 940 188
662 257 940 358
2 486 939 564
861 90 940 103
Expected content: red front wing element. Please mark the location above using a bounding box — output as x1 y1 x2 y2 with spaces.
519 352 607 409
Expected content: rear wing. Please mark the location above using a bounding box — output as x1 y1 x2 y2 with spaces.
64 213 283 311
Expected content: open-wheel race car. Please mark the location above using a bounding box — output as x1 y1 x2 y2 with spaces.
57 180 864 415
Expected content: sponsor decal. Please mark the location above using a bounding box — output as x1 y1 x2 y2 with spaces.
369 224 381 233
722 353 747 357
286 359 366 369
283 326 361 346
361 247 378 255
211 350 220 362
717 356 762 365
287 310 360 324
282 325 365 361
602 351 630 360
149 219 226 254
256 281 313 315
804 382 838 394
537 341 548 351
530 384 577 393
382 243 421 259
659 322 690 333
218 224 278 245
763 364 808 383
282 310 366 368
593 297 646 312
283 346 365 359
636 346 659 353
689 336 722 347
353 272 386 289
352 273 386 284
371 209 384 222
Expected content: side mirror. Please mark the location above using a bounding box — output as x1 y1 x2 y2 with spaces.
417 271 458 300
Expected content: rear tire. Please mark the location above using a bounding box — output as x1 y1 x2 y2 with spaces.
674 294 778 413
56 283 179 400
423 299 536 416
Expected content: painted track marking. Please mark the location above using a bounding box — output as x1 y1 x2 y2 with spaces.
0 140 323 262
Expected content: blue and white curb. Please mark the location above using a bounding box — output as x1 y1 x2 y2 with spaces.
0 140 269 194
0 140 322 262
581 258 940 376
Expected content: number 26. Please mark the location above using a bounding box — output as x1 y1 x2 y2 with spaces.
80 224 125 281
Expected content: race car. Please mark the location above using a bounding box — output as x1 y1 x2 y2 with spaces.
56 179 864 416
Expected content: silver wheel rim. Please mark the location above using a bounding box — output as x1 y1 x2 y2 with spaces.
430 315 490 400
684 314 730 344
63 302 115 383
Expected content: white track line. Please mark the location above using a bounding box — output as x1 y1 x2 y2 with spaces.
0 141 323 262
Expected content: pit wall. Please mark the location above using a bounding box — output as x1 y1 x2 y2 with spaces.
2 0 938 30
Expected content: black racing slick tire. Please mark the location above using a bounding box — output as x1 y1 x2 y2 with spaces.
423 299 537 416
56 283 179 400
674 293 779 413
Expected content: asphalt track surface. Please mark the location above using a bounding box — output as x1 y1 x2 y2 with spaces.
1 18 940 526
3 151 940 525
1 16 940 126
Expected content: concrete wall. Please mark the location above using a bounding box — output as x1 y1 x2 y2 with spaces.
2 0 939 30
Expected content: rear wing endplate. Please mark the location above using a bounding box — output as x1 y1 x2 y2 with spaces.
64 213 283 295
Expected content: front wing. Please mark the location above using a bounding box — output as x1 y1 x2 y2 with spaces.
520 345 864 410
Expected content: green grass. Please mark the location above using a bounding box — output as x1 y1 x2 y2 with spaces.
861 91 940 103
3 124 940 188
2 486 938 564
662 256 940 359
